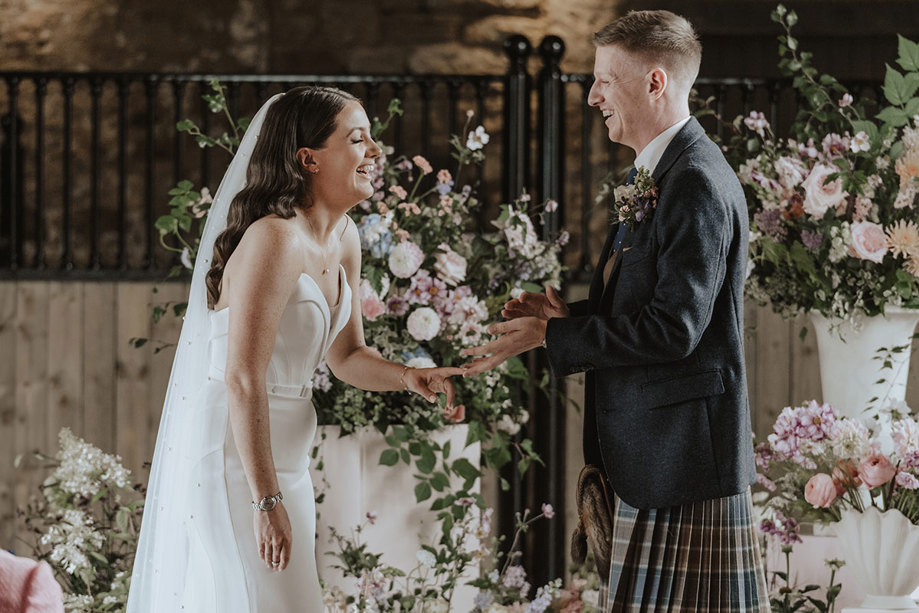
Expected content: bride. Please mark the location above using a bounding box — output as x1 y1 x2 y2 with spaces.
126 86 464 612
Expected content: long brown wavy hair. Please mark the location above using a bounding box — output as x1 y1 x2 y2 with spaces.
205 86 359 308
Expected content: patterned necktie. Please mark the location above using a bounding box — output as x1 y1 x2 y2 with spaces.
603 167 639 287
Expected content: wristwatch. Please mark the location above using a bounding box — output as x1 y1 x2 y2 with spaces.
252 491 283 511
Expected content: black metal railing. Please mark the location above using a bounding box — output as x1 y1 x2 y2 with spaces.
0 35 884 584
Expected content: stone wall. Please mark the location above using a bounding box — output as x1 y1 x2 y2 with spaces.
0 0 618 75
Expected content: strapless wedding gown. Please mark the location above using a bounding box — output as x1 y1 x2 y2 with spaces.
182 266 351 613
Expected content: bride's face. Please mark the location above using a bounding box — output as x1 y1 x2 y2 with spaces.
307 101 381 208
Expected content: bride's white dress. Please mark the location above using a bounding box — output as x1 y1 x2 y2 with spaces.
184 265 351 612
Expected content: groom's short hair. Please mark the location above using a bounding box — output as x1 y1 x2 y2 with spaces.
594 10 702 89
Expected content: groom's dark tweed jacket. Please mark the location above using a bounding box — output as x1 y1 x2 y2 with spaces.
545 117 756 510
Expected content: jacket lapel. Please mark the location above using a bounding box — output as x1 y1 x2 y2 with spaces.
597 117 707 311
589 223 619 311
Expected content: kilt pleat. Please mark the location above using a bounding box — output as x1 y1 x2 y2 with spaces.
603 488 769 612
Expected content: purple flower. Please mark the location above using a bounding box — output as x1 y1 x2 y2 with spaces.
541 503 554 519
754 209 787 242
760 511 802 545
387 294 410 317
801 229 824 250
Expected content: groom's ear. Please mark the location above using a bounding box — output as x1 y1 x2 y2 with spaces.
296 147 319 174
647 68 668 100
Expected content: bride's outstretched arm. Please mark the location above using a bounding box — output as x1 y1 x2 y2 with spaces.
326 220 464 409
223 219 306 572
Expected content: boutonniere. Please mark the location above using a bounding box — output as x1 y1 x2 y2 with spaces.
612 166 659 230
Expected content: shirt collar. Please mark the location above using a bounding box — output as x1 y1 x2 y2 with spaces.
634 115 692 175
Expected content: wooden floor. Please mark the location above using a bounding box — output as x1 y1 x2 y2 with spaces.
2 280 918 553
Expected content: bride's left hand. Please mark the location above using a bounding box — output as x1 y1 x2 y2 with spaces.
404 366 466 413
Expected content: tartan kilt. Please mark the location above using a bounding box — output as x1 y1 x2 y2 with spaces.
601 488 769 613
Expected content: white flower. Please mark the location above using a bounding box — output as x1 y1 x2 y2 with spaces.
497 414 521 435
405 356 437 369
416 549 437 568
773 156 806 190
850 131 871 153
180 247 194 270
434 243 467 286
466 125 490 151
407 307 441 341
544 199 558 212
801 163 847 219
388 241 425 279
839 93 854 107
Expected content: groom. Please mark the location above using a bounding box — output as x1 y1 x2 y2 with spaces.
464 10 769 610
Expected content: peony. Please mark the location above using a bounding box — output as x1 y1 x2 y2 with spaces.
849 221 888 263
804 473 837 508
801 163 847 219
406 307 441 341
774 156 806 190
443 403 466 423
859 454 897 488
434 243 467 286
388 241 425 278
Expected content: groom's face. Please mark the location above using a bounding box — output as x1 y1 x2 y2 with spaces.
588 44 650 151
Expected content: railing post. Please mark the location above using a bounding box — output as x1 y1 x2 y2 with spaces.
537 35 565 238
530 34 566 588
1 76 23 270
502 35 532 204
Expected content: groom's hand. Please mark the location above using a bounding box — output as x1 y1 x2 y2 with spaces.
461 317 547 376
501 285 569 320
404 366 466 412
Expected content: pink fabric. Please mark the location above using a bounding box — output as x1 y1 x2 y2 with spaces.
0 550 64 613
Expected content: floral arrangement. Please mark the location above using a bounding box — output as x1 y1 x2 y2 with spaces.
730 6 919 322
610 167 658 230
15 429 143 613
755 393 919 528
322 502 604 613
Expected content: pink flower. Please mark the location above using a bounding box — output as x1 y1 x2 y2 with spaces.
412 155 432 175
366 510 378 525
743 111 769 137
804 473 837 508
896 471 919 490
434 243 467 286
443 403 466 423
832 459 862 495
849 221 888 263
437 169 452 184
541 503 555 519
860 454 897 488
801 163 847 219
388 241 425 278
389 185 408 200
361 293 386 321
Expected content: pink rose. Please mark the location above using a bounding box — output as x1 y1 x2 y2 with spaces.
859 454 897 488
832 459 861 496
443 403 465 423
804 473 837 508
801 163 847 219
849 221 888 263
434 243 467 286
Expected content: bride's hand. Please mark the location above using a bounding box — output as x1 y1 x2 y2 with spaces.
404 366 466 413
501 285 569 320
254 502 292 572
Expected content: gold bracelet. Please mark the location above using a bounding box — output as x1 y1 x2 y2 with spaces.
399 364 411 391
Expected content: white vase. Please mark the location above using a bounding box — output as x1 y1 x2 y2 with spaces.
313 425 480 610
810 307 919 419
832 507 919 610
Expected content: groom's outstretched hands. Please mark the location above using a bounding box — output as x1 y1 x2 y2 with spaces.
404 366 466 418
501 285 569 320
463 285 568 376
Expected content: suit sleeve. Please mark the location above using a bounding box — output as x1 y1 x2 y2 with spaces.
567 299 588 318
545 169 730 375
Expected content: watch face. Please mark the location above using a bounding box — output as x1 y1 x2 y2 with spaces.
261 497 277 511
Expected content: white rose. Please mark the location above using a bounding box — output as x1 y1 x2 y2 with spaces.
434 243 467 286
388 241 424 279
406 307 441 341
773 156 806 190
801 163 847 219
848 220 888 263
405 356 437 369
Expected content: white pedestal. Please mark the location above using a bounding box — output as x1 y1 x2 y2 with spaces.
314 425 480 610
842 609 919 613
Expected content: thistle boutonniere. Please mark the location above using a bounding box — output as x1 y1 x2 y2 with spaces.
612 166 659 230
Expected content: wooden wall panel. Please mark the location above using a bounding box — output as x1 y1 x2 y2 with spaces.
82 282 117 453
0 284 17 548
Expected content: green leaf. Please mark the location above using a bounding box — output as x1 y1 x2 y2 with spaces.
155 215 178 234
877 106 909 128
430 494 454 511
379 449 399 466
850 120 878 141
431 472 450 492
416 446 436 474
442 440 451 460
176 119 197 132
883 65 919 105
906 97 919 117
400 448 410 464
451 458 481 481
897 34 919 72
414 481 432 503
